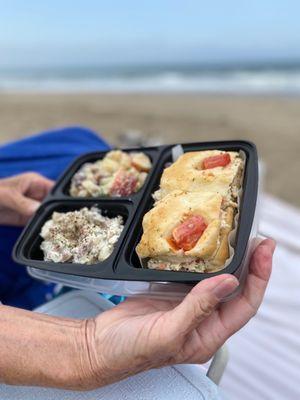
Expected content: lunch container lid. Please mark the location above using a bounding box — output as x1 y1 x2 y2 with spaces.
13 140 258 284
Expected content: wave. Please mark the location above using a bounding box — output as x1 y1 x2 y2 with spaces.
1 67 300 93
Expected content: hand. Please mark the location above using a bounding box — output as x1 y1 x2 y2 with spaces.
0 173 54 226
0 239 275 390
81 239 275 389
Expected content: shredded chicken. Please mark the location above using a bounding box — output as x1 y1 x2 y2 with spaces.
148 258 207 272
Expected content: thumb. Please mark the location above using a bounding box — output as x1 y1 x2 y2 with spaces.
166 274 239 336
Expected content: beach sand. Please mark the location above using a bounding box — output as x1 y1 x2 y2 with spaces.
0 93 299 207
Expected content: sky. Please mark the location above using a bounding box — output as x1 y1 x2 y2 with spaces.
1 0 300 68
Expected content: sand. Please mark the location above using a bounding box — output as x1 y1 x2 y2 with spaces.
0 93 299 207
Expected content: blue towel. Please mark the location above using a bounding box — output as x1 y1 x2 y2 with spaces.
0 126 110 309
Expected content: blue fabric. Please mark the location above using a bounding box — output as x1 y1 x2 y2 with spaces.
0 126 110 309
101 294 126 305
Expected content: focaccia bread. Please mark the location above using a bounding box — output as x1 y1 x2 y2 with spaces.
154 150 243 207
136 190 234 273
136 149 244 273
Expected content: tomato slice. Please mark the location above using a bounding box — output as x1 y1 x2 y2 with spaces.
172 215 207 251
202 153 231 170
110 171 138 196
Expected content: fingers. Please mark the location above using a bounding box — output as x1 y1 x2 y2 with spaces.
21 173 54 201
249 238 275 280
166 274 239 337
218 238 275 337
242 238 275 310
0 173 53 226
0 188 40 218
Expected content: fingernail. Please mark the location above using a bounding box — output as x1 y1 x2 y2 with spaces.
213 277 239 300
270 239 276 254
263 238 276 254
29 201 40 214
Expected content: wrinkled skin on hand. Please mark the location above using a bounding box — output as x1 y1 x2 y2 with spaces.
0 173 54 226
82 239 275 389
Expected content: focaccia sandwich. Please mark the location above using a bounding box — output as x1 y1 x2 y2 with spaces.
136 149 244 273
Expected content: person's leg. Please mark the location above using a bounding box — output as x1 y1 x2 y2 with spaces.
0 126 110 309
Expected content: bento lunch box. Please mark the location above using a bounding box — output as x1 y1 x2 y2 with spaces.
13 140 259 299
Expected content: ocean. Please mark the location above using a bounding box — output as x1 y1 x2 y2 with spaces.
1 61 300 94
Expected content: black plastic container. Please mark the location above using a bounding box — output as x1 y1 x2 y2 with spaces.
13 140 258 284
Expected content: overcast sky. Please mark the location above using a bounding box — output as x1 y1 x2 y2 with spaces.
1 0 300 67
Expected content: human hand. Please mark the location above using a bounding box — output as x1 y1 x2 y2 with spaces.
80 239 275 389
0 173 54 226
0 239 274 390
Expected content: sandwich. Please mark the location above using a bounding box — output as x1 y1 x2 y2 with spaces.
153 150 243 208
136 150 244 273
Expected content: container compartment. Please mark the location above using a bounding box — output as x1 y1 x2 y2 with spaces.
51 147 163 200
13 199 133 278
114 140 258 283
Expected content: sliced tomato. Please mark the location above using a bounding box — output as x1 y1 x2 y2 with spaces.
172 215 207 251
110 170 138 196
202 153 231 170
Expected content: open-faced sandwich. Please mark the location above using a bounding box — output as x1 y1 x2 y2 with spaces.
136 150 244 273
70 150 152 197
153 150 243 207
